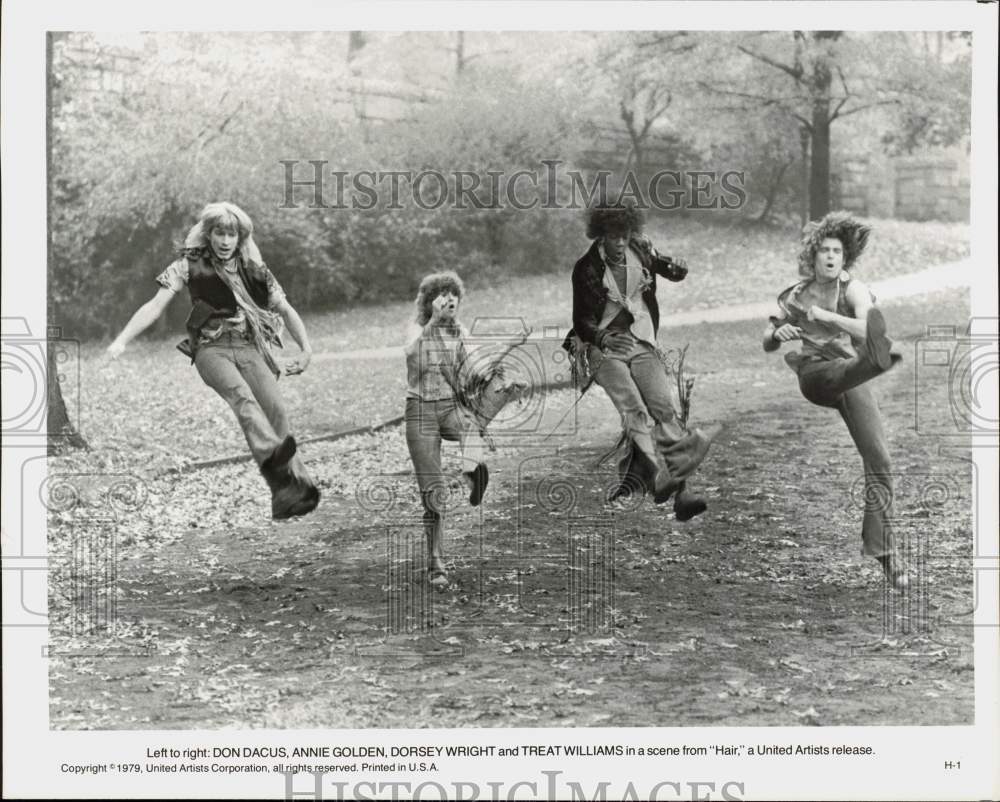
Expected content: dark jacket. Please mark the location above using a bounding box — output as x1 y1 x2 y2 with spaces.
566 235 688 350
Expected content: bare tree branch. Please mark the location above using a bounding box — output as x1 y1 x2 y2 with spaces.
830 98 901 122
737 44 804 82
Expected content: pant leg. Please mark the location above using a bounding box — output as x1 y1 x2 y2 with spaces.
232 342 314 481
195 341 283 464
628 346 686 440
836 384 895 557
405 398 447 564
794 352 887 408
628 345 718 487
234 343 291 438
438 400 488 471
590 346 659 466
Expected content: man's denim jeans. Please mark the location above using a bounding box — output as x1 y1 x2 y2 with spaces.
194 333 293 467
790 349 895 558
589 336 711 493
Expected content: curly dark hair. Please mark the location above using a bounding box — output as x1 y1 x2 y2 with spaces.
586 202 646 240
797 210 872 277
414 271 465 325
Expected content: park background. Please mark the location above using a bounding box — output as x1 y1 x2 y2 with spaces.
43 30 980 730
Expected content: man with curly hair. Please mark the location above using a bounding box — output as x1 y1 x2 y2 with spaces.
566 202 719 519
763 211 907 589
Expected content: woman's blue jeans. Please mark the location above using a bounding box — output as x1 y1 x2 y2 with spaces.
405 396 486 566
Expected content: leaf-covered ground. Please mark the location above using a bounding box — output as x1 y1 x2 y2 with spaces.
49 289 975 729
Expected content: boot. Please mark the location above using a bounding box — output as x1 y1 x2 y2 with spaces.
673 483 707 522
260 437 320 520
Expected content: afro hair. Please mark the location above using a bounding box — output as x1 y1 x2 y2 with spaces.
797 210 872 277
586 202 646 240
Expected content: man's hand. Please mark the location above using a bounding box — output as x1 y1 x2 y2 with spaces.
772 323 802 343
669 257 689 281
105 341 126 361
601 332 632 357
285 349 312 376
806 305 831 323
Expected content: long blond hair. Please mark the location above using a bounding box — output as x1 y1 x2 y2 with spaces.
182 201 263 262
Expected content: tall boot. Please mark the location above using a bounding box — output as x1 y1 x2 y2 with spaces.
260 436 320 520
672 482 707 522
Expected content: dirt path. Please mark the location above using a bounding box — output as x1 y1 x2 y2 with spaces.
49 299 975 729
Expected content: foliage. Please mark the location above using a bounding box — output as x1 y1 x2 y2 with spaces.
683 31 972 218
50 31 971 340
50 34 586 339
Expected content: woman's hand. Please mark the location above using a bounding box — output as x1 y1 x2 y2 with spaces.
772 323 803 343
430 294 456 323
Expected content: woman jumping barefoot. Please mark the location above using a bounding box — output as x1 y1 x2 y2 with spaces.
404 272 491 588
763 211 907 590
107 202 319 520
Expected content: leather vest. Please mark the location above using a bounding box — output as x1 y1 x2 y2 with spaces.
186 254 271 328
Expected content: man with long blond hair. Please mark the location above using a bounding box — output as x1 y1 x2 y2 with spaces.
107 202 319 520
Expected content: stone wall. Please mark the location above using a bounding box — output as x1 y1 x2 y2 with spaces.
833 143 970 222
50 32 143 96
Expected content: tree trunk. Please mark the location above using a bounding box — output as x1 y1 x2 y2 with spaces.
808 32 839 220
47 345 88 454
799 126 811 227
809 100 831 219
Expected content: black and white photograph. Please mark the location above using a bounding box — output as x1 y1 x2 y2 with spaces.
3 2 998 800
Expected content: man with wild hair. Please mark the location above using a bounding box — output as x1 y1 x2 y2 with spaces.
565 201 720 519
764 211 908 590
